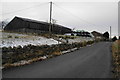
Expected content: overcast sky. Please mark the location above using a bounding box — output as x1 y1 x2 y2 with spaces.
1 0 119 37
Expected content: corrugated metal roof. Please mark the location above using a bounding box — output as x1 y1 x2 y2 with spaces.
15 16 48 25
15 16 70 29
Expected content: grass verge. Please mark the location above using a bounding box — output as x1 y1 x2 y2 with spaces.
112 40 120 78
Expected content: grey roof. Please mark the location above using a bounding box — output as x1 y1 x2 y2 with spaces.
15 16 70 29
15 16 48 25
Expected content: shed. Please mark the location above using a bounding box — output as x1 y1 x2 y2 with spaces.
4 16 72 34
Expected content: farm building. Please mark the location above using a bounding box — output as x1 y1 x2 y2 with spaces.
4 16 72 34
91 31 103 39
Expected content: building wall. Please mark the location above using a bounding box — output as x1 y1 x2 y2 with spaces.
4 17 72 34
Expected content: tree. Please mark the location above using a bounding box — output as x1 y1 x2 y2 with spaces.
52 19 57 24
103 32 109 39
112 36 117 41
0 20 9 30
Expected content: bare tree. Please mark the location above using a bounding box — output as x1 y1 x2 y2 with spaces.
52 18 57 24
51 18 57 33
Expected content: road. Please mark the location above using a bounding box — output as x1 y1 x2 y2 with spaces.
2 42 112 78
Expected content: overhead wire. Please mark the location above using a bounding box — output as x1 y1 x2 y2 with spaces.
53 3 107 28
2 2 48 15
52 3 84 28
2 2 108 30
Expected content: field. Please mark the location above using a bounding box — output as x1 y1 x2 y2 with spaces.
1 31 94 48
112 40 120 78
1 31 60 48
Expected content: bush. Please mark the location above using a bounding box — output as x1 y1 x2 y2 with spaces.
7 35 12 38
112 36 117 42
87 41 94 45
15 36 19 38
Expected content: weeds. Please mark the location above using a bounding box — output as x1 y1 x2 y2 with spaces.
112 40 120 78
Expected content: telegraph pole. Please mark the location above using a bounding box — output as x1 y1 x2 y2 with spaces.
49 1 52 34
110 26 111 40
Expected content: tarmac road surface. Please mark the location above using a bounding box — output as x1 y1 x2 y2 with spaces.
2 42 112 78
